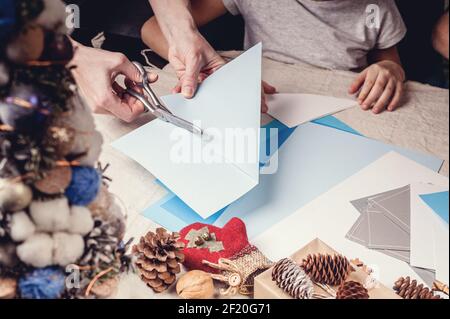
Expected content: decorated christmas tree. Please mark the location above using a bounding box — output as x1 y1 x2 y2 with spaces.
0 0 129 299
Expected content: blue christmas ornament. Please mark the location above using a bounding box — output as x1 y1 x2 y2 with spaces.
0 0 16 41
65 166 101 206
19 267 66 299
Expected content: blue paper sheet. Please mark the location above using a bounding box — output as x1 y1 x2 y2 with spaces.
420 191 449 224
214 122 443 238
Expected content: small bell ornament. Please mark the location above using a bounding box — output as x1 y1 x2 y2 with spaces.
0 179 33 212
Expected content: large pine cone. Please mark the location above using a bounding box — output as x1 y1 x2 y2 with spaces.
393 277 441 299
336 281 369 299
132 228 185 293
272 258 314 299
302 254 352 286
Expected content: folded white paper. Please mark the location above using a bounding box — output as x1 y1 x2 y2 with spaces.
112 44 262 218
267 93 356 128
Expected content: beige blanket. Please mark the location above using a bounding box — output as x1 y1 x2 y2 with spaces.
93 52 449 298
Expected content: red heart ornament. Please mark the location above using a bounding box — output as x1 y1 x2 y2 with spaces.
180 218 251 272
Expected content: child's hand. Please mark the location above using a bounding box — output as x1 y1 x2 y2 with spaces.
349 61 405 114
261 81 277 113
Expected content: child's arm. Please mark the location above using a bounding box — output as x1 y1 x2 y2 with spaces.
142 0 228 60
349 46 405 114
432 11 449 60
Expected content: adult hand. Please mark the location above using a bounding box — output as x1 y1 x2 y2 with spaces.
70 41 158 122
349 60 405 114
167 31 277 112
169 31 225 98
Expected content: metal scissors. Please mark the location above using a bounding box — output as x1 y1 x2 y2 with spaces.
126 62 203 136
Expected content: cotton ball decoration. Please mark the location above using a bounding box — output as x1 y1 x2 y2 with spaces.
0 63 9 86
69 132 91 158
18 267 66 299
35 0 68 33
62 96 96 133
0 179 33 212
0 242 18 268
52 232 84 266
65 166 101 206
17 233 53 268
9 211 36 242
6 25 45 64
29 198 70 232
78 131 103 166
69 206 94 235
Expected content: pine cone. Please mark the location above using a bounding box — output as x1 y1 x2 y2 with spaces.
393 277 441 299
132 228 185 293
336 281 369 299
79 219 120 271
272 258 314 299
302 253 352 286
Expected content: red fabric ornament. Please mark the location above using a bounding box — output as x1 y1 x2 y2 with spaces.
180 218 251 273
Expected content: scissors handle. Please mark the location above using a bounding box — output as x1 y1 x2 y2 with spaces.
132 62 170 113
126 62 203 137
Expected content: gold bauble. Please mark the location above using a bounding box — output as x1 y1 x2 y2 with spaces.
0 179 33 212
176 270 215 299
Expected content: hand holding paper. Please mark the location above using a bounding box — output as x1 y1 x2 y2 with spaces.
113 44 263 218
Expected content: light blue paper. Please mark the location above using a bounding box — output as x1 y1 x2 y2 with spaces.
143 119 296 231
214 122 444 238
420 191 449 224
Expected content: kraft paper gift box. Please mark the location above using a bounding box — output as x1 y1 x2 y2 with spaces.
254 238 400 299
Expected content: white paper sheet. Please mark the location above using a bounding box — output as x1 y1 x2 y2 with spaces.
410 183 449 274
267 93 356 128
432 212 449 284
254 152 449 287
112 44 262 218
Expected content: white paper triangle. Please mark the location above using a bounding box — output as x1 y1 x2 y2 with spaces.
267 93 357 128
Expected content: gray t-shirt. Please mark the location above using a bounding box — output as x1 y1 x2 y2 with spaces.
222 0 407 71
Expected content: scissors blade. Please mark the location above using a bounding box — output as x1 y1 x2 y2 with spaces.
157 110 203 136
